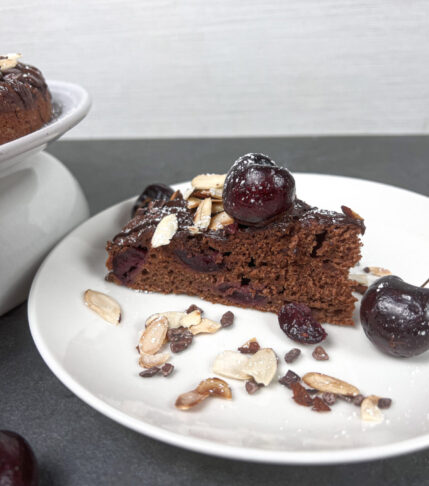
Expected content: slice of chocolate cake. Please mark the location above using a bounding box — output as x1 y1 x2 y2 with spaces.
106 154 364 326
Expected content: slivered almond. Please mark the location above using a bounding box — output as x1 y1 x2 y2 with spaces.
146 311 186 329
211 201 224 214
84 289 121 325
151 214 178 248
209 211 234 230
191 174 226 190
196 377 232 399
182 187 194 200
187 197 201 209
180 309 202 327
361 395 384 423
212 351 251 380
139 316 169 354
351 273 369 285
190 317 221 335
188 226 201 235
366 267 392 277
0 53 22 70
302 372 360 397
139 351 170 369
242 348 277 386
175 377 231 410
175 390 209 410
194 198 212 230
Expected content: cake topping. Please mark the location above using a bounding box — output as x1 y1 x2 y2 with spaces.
0 53 22 71
132 183 174 217
284 348 301 363
223 153 296 226
312 345 329 361
191 174 226 190
151 213 178 248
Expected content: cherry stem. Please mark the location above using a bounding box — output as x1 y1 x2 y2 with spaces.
421 277 429 288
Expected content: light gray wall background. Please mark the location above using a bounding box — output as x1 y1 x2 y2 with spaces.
2 1 429 139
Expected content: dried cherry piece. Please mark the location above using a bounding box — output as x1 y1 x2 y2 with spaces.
175 249 223 273
278 302 327 344
312 396 331 412
290 382 313 407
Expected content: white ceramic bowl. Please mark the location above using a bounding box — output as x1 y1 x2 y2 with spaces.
0 80 91 166
0 80 91 315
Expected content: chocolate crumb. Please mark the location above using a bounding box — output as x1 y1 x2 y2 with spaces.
306 388 319 395
238 340 260 354
186 304 203 314
312 346 329 361
284 348 301 364
139 367 160 377
220 311 234 328
279 369 301 388
161 363 174 377
245 379 263 395
312 396 331 412
321 392 337 405
378 397 392 409
353 394 365 406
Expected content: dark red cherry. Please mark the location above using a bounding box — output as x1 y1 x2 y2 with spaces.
360 275 429 358
132 183 174 217
278 302 327 344
175 249 223 272
112 247 148 284
0 430 38 486
223 153 296 226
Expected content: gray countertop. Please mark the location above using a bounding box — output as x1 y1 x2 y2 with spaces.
1 137 428 486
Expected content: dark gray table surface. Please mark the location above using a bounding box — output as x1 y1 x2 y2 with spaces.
1 137 429 486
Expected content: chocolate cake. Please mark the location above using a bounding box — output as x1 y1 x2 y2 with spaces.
0 54 52 145
106 154 364 326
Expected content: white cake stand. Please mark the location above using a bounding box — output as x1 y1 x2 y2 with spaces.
0 81 91 315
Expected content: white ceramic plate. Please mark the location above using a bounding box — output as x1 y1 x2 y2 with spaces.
0 80 91 165
28 175 429 464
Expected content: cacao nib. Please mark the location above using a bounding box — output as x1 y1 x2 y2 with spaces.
161 363 174 377
377 398 392 409
284 348 301 363
278 369 301 388
245 380 263 395
220 311 234 328
139 367 160 377
312 346 329 361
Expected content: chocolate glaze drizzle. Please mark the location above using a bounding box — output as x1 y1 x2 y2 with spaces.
0 63 49 112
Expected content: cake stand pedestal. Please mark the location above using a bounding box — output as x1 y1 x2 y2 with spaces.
0 150 89 315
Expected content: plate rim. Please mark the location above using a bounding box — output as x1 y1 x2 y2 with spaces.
28 173 429 465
